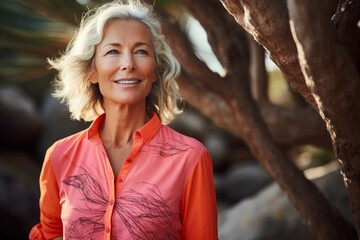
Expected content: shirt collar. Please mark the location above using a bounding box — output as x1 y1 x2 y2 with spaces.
87 114 105 140
86 112 161 143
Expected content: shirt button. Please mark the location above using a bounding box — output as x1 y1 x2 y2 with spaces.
109 199 114 205
105 227 110 233
119 178 123 183
127 158 132 163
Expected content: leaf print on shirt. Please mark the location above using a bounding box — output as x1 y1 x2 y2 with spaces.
63 170 109 206
114 182 180 240
63 167 108 239
63 169 179 240
67 217 104 239
146 137 192 157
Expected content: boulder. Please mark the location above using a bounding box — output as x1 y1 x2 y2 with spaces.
217 161 273 204
218 163 354 240
0 87 41 147
36 90 89 160
0 151 40 239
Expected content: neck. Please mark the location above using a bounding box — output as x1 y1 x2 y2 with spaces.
100 103 148 148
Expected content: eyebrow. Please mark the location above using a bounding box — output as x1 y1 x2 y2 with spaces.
103 42 152 48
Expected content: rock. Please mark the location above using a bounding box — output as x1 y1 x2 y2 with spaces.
36 90 89 160
0 87 41 147
218 161 272 204
203 130 233 172
169 108 210 141
0 151 41 239
218 163 354 240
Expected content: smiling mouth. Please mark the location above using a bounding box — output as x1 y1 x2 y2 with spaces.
114 80 141 85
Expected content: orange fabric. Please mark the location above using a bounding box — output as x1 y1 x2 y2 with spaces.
30 113 218 239
30 144 62 240
181 149 218 240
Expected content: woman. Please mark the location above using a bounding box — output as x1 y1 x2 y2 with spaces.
30 0 218 239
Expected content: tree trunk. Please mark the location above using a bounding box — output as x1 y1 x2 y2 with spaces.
288 0 360 238
219 0 359 239
226 71 357 240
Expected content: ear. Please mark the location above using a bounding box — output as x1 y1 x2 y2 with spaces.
89 63 98 84
89 72 98 84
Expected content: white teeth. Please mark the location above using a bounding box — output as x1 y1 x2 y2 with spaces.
115 80 140 84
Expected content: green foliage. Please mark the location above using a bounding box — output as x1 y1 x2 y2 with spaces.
0 0 87 85
0 0 181 85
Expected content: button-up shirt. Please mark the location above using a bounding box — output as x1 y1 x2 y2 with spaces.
30 113 218 239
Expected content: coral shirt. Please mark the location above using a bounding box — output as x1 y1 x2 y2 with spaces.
30 113 218 240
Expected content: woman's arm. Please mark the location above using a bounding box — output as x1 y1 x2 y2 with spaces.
181 148 218 240
29 145 63 239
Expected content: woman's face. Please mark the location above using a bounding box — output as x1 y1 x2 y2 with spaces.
92 19 156 109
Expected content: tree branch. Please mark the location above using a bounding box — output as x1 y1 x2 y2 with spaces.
219 0 318 109
177 70 238 134
180 0 249 77
288 0 360 138
260 103 332 149
153 6 229 98
332 0 360 74
154 1 331 149
179 69 330 148
288 0 360 238
248 36 268 102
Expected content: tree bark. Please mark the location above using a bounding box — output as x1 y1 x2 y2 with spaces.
155 3 331 148
288 0 360 238
151 1 358 239
249 36 268 102
332 0 360 74
219 0 317 109
180 0 250 77
219 0 358 239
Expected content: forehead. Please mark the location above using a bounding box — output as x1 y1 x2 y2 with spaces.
100 19 153 45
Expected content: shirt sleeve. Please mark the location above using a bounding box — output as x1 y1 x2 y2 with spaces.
29 145 63 240
181 148 218 240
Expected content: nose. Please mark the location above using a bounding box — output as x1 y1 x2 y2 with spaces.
120 52 135 71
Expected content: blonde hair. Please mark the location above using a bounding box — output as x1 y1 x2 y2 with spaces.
50 0 182 124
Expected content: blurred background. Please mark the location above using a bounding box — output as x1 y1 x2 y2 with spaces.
0 0 353 239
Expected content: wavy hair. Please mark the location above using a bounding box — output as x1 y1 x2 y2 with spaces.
49 0 182 124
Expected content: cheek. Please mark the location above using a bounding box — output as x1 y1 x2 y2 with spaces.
94 58 116 75
97 64 114 76
138 60 156 83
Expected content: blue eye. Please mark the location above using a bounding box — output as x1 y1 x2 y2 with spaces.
135 49 148 55
105 49 119 55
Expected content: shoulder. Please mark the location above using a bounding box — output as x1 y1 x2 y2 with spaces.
48 129 88 157
156 125 207 156
41 129 89 181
